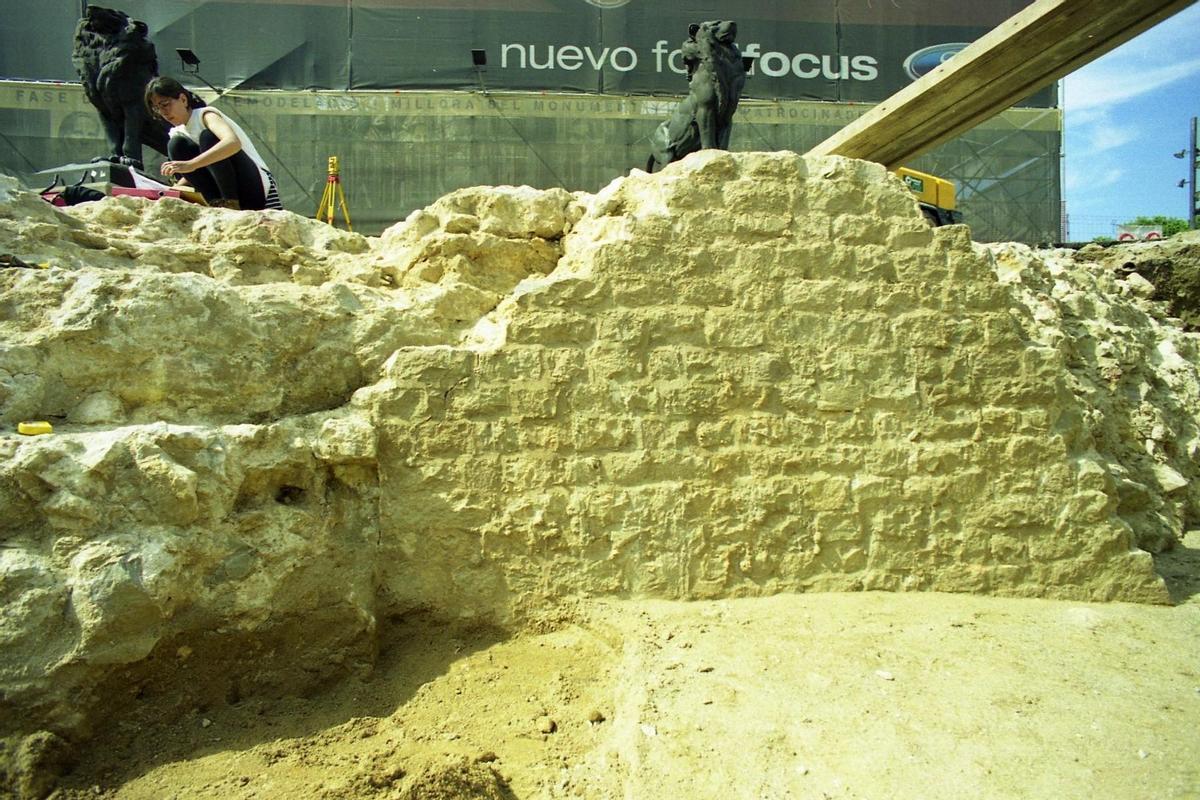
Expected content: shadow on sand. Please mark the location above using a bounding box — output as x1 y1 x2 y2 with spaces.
1154 529 1200 605
57 610 514 797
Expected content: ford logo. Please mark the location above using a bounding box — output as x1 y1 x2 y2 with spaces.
903 43 969 81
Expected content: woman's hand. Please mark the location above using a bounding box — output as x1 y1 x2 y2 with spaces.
161 160 196 177
159 112 243 178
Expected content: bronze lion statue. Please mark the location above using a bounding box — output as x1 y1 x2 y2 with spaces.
72 5 169 170
645 20 746 173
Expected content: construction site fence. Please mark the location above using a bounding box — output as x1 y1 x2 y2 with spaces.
0 81 1062 243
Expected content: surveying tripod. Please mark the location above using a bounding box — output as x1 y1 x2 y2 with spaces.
315 155 352 231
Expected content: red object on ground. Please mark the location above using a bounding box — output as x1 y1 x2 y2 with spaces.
111 187 185 200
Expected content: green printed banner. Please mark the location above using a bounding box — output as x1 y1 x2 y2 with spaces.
1 0 1050 105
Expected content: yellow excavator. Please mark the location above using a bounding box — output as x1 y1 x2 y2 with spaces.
893 166 963 227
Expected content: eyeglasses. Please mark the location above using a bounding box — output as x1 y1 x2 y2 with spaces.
151 98 175 115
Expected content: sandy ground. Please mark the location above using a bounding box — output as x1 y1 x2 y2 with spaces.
53 532 1200 800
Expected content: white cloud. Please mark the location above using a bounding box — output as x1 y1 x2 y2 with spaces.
1063 4 1200 114
1095 168 1126 190
1079 113 1139 155
1064 57 1200 114
1100 3 1200 61
1064 166 1124 193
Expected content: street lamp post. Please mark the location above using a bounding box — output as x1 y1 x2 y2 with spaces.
1191 117 1198 231
1177 116 1199 230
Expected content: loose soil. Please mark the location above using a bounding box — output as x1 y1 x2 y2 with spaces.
1092 238 1200 331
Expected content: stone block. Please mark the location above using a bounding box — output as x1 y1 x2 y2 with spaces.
505 311 595 345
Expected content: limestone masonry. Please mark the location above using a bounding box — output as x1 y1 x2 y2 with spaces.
1 152 1195 760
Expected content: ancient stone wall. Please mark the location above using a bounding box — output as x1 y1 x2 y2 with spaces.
367 153 1165 619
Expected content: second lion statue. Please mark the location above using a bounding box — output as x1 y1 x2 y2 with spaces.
645 20 746 174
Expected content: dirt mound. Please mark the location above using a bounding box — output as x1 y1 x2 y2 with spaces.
1085 234 1200 331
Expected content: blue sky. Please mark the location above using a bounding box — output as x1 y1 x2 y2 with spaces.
1062 3 1200 236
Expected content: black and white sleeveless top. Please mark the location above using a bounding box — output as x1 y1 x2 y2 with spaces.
172 106 284 210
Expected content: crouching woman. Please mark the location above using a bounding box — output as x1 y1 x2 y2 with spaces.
144 76 283 210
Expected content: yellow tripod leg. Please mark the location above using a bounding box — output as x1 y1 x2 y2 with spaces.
336 184 353 231
316 181 334 224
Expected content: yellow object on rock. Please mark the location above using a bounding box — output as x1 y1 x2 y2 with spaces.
17 421 53 435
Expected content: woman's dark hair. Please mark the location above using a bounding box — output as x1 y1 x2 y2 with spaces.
143 76 206 119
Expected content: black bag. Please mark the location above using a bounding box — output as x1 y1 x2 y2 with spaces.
61 184 107 205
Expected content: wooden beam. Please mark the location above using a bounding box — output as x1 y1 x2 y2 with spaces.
806 0 1198 169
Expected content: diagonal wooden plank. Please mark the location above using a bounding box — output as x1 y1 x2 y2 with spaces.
807 0 1198 169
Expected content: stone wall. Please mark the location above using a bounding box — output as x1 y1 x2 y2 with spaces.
365 152 1165 618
